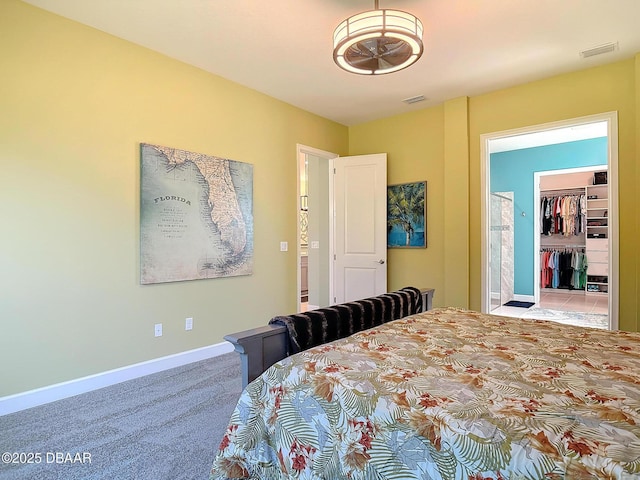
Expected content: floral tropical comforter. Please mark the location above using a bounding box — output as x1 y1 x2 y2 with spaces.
210 307 640 479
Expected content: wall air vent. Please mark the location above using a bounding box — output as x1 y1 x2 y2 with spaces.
402 95 426 105
580 42 618 59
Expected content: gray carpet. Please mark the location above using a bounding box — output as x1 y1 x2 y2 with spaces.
0 353 242 480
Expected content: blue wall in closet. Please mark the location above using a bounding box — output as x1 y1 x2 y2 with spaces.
491 137 607 297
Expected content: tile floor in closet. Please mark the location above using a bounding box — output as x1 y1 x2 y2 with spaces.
491 290 608 317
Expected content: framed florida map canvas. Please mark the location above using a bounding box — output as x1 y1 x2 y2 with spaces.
387 181 426 248
140 143 253 284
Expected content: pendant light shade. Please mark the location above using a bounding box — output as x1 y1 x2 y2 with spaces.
333 3 424 75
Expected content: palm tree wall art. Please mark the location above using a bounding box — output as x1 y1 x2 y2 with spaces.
387 181 426 248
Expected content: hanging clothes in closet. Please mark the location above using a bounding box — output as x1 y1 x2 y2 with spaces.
540 193 586 237
540 248 588 290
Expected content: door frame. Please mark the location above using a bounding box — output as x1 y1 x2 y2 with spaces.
480 111 619 330
296 144 338 312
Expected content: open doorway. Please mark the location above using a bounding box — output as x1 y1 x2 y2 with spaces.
295 146 388 312
480 112 619 330
296 145 337 312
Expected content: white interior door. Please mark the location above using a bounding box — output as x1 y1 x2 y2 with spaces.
333 153 387 303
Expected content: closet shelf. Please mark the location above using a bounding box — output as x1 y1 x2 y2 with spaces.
540 175 608 296
586 178 609 296
540 186 585 192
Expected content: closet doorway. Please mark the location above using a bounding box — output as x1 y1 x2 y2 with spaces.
535 166 609 325
480 112 619 330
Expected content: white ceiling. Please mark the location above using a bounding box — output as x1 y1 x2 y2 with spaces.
22 0 640 126
490 121 608 153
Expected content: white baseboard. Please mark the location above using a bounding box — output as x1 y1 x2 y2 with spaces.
0 341 234 416
513 294 535 302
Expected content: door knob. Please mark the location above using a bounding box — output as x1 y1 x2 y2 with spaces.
377 259 385 264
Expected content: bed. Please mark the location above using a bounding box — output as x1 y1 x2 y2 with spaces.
224 287 433 388
210 306 640 479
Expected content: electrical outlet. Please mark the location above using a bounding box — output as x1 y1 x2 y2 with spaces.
154 323 162 337
185 317 193 331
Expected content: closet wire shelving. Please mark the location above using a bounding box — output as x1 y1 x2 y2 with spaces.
540 185 588 294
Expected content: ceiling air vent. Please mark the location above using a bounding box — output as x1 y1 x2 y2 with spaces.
580 42 618 59
402 95 426 105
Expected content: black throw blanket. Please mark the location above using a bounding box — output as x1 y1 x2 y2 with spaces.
269 287 423 354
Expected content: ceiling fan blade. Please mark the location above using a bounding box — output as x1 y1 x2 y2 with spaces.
342 36 416 72
348 56 381 70
353 41 376 56
378 41 413 67
378 53 409 69
377 56 396 70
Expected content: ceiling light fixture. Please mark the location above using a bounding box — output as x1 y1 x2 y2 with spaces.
333 0 424 75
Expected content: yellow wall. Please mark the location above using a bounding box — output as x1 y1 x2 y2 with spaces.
351 58 639 331
469 58 638 332
3 0 639 398
0 0 347 396
349 107 446 303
